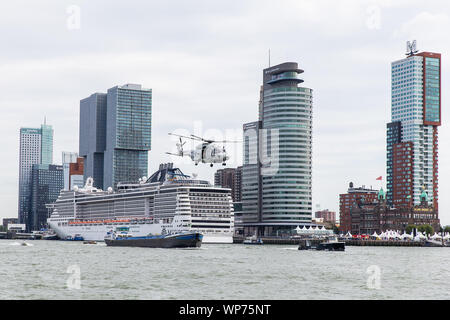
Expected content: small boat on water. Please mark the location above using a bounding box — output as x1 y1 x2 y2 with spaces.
298 236 345 251
104 227 203 248
65 234 84 241
243 235 263 245
42 234 59 240
83 240 97 245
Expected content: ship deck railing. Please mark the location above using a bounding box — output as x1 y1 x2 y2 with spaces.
68 217 156 226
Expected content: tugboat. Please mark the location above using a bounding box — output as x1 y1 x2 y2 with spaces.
104 227 203 248
298 236 345 251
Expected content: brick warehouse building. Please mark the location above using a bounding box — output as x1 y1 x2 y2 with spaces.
350 188 439 235
339 182 378 233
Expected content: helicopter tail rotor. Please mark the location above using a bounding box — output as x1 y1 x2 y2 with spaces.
176 137 186 156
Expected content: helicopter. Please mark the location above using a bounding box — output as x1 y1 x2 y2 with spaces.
166 133 240 167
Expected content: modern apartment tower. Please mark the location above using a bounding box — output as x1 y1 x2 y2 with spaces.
242 62 313 236
387 42 441 211
214 166 242 202
79 84 152 190
18 122 53 227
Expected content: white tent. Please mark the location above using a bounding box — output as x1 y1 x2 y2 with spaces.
430 232 442 240
371 231 379 238
401 232 412 240
414 232 427 241
345 231 352 238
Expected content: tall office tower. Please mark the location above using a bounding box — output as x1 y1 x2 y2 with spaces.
79 93 107 189
104 84 152 189
242 62 313 236
387 42 441 211
18 122 54 226
79 84 152 190
30 164 63 231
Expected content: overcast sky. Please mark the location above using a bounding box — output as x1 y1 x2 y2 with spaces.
1 0 449 225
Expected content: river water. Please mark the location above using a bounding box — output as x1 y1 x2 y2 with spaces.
0 240 449 300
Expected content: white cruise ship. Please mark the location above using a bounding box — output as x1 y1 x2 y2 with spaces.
47 163 234 243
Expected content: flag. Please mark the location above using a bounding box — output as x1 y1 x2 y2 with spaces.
376 176 382 181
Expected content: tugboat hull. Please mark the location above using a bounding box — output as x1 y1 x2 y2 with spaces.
105 232 203 248
316 242 345 251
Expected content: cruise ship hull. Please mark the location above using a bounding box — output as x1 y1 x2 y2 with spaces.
48 220 233 244
105 233 203 248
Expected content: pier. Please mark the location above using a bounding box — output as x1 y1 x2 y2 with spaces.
345 240 424 247
233 236 326 245
0 231 42 240
233 236 447 247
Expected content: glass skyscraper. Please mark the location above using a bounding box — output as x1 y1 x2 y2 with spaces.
80 84 152 190
387 46 441 210
79 93 107 189
104 84 152 189
242 62 313 236
30 164 64 231
18 122 54 229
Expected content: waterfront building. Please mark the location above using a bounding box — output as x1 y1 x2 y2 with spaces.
18 121 53 228
214 166 242 202
79 84 152 190
2 218 19 229
30 164 64 231
315 209 336 224
387 43 441 211
241 62 313 236
349 188 440 235
339 182 378 233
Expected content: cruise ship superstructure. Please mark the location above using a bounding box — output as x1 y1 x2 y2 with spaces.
47 163 234 243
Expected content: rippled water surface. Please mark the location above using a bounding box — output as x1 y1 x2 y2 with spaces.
1 240 449 299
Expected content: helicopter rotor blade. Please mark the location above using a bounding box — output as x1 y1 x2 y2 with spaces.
168 133 198 141
190 134 212 142
166 152 183 157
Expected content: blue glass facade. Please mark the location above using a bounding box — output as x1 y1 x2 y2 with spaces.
80 84 152 190
104 84 152 188
424 57 440 124
30 164 63 231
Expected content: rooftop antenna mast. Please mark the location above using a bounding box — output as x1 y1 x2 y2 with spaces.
268 49 271 67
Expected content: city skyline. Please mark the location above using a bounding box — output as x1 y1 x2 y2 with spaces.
1 1 450 225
